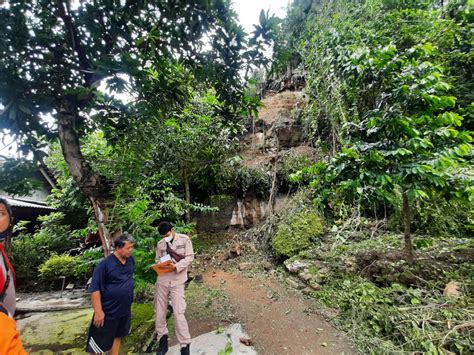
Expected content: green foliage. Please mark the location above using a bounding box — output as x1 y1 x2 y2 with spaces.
278 151 312 187
315 274 473 353
299 41 472 207
285 0 473 255
218 342 233 355
10 212 80 280
132 233 159 285
122 303 155 352
216 157 272 196
388 196 473 238
9 233 46 281
74 247 103 280
0 0 271 260
247 9 282 71
0 0 257 149
38 254 80 280
148 91 236 204
302 228 474 353
208 194 235 208
133 279 155 304
272 210 324 258
0 157 42 196
269 0 313 75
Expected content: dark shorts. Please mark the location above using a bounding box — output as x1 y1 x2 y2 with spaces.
86 313 131 353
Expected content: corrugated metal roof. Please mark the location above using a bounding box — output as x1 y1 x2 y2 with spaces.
0 196 56 210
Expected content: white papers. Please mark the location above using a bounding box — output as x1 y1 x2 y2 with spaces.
159 254 171 264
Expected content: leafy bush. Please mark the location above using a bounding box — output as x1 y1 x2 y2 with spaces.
278 151 312 187
272 210 325 258
9 233 46 281
10 212 81 281
216 157 272 196
131 232 159 285
74 247 103 280
38 254 80 280
33 212 80 252
388 197 473 238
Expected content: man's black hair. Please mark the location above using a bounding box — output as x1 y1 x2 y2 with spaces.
114 232 135 249
158 222 173 236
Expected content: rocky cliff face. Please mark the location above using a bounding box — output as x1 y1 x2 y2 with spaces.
240 91 310 168
195 90 317 232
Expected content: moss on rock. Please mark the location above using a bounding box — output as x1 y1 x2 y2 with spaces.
122 303 155 351
272 210 325 258
16 308 92 353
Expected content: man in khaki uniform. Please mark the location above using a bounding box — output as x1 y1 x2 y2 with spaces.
155 222 194 355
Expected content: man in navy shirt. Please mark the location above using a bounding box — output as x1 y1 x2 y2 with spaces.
86 233 135 355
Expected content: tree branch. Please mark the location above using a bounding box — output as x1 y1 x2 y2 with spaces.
93 0 115 54
56 0 107 87
56 0 91 72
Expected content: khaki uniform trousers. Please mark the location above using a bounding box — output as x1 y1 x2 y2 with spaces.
154 282 191 346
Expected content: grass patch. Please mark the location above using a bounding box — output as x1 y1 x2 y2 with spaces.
185 281 234 322
122 303 155 352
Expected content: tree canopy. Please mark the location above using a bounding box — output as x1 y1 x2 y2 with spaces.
0 0 274 253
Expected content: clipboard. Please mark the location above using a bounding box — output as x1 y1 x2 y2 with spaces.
151 255 174 276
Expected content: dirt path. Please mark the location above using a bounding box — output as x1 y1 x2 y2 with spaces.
204 270 356 355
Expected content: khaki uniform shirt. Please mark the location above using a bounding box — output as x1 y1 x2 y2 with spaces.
155 233 194 287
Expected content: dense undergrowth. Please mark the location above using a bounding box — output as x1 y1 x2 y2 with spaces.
313 235 473 353
263 1 474 351
251 204 471 353
259 190 474 354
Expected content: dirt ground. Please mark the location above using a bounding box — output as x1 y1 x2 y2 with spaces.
202 269 357 355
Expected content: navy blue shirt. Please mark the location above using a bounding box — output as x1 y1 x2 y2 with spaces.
88 254 134 319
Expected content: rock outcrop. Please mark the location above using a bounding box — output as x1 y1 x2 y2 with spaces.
195 90 317 232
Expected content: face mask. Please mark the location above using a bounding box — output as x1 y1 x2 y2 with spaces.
164 236 173 243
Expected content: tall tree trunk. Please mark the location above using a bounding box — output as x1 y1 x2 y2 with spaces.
183 169 191 223
57 101 113 255
267 158 278 216
402 190 414 264
331 125 337 156
90 197 113 256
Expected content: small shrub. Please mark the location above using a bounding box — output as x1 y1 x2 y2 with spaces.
38 254 80 280
10 212 81 281
279 151 312 186
272 210 325 258
216 158 272 196
133 245 157 285
9 233 45 280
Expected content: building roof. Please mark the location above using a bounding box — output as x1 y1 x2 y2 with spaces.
0 196 56 210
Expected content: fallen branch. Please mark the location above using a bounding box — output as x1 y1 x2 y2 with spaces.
441 321 474 346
